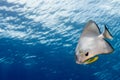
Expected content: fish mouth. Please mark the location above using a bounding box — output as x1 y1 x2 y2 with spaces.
83 56 99 64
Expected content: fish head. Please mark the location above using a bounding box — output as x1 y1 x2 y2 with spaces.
75 49 97 64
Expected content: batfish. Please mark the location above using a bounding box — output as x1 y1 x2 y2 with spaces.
75 20 114 64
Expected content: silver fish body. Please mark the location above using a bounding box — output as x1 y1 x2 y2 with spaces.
75 20 114 64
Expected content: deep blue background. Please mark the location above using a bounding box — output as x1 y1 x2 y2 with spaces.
0 0 120 80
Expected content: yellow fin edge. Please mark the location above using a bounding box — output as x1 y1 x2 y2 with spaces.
84 56 99 64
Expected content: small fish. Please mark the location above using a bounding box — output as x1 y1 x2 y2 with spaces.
75 20 114 64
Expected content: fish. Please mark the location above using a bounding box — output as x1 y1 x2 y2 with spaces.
75 20 114 64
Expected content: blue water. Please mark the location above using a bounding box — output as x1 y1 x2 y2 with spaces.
0 0 120 80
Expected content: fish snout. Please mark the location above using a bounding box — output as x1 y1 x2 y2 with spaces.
75 55 83 64
76 60 82 64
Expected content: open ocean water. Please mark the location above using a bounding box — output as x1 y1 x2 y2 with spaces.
0 0 120 80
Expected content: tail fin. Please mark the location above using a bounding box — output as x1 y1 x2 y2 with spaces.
103 25 113 39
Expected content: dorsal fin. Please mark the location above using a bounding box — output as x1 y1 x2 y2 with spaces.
81 20 100 37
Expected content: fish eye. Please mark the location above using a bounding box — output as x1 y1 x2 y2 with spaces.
85 52 89 56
